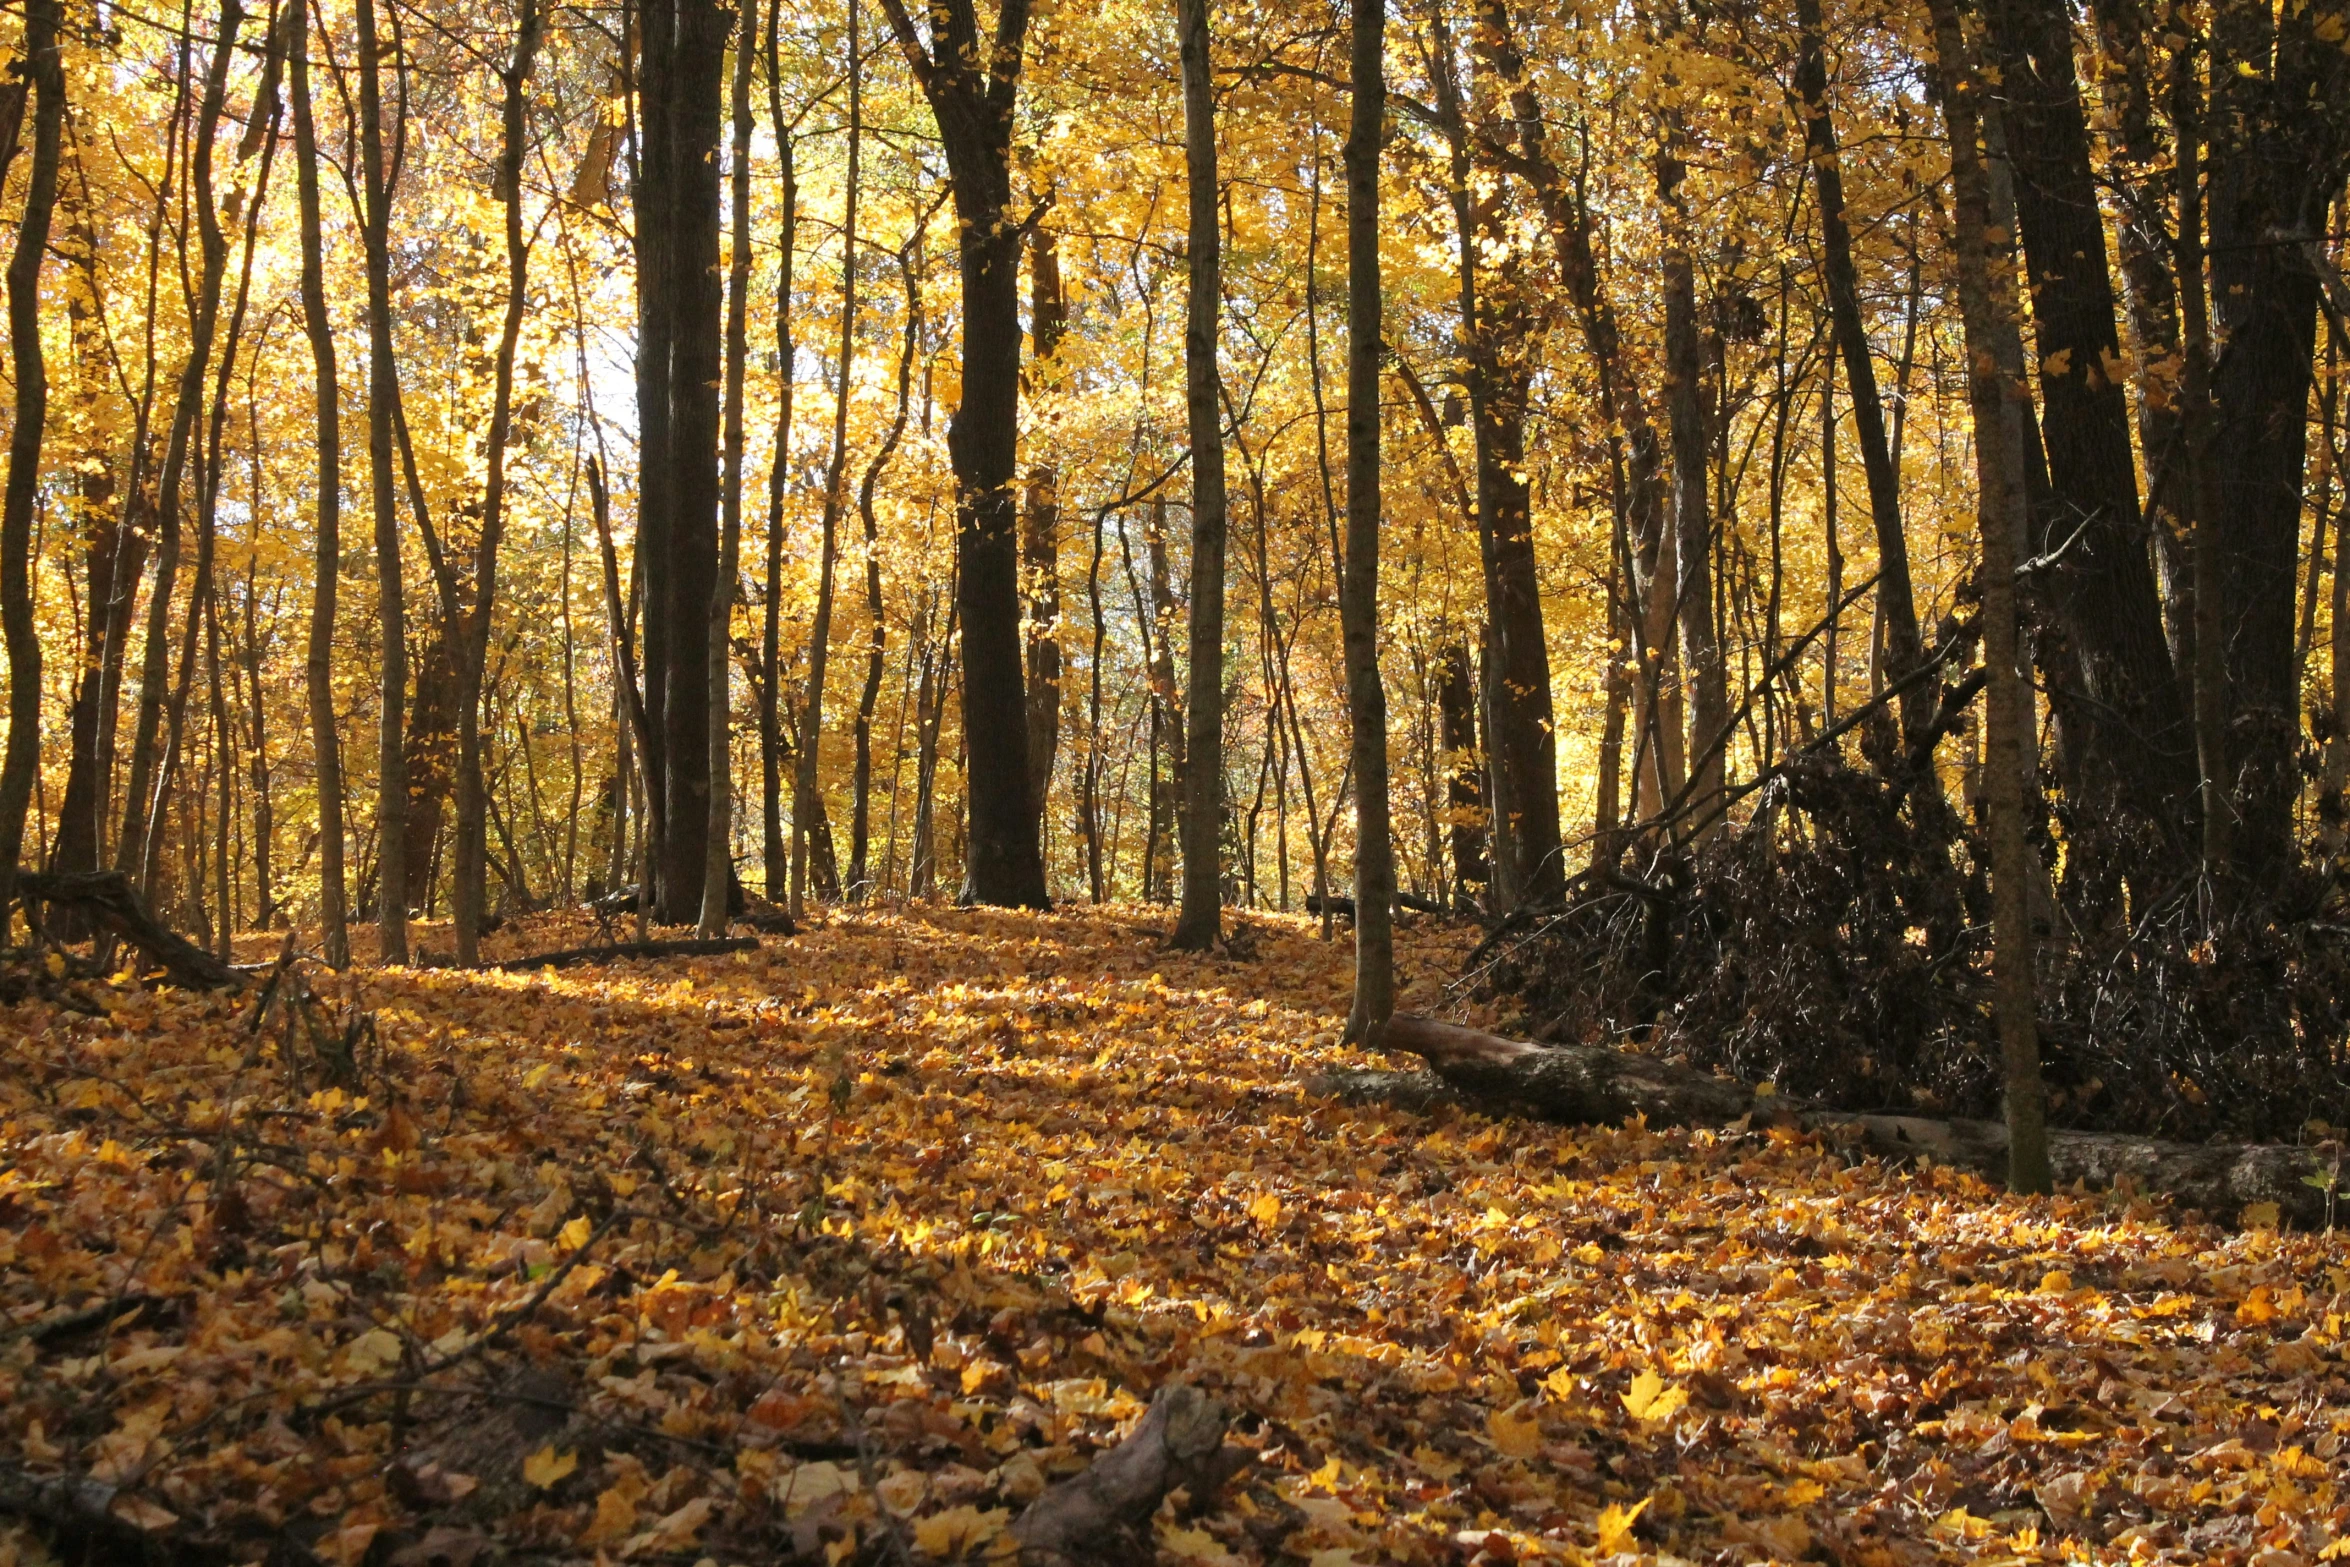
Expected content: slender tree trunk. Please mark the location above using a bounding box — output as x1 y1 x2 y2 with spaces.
452 0 542 963
1024 224 1064 845
1793 0 1929 753
350 0 411 960
289 0 349 964
1340 0 1394 1040
120 0 243 895
792 8 859 917
1436 641 1488 907
0 0 63 925
760 14 795 900
1928 0 2050 1195
700 0 754 934
1657 138 1727 842
851 225 925 896
1171 0 1227 948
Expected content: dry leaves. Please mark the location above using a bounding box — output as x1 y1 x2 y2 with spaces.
0 904 2345 1566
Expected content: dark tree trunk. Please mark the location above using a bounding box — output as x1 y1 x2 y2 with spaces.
289 0 349 964
759 17 795 901
875 0 1046 907
1987 0 2196 862
1658 140 1728 843
1436 642 1488 909
2204 0 2349 883
0 0 63 924
1024 225 1064 843
851 231 924 897
1171 0 1227 949
637 0 728 923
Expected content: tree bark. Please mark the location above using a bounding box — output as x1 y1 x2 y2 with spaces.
1339 0 1394 1041
874 0 1046 908
1171 0 1227 949
1657 140 1728 843
288 0 350 965
454 0 543 964
1928 0 2050 1195
1986 0 2194 864
1792 0 1930 754
1436 642 1488 909
850 227 924 897
701 0 755 935
1023 225 1064 846
0 0 63 929
760 14 796 901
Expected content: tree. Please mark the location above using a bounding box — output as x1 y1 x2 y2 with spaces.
1171 0 1228 950
1340 0 1396 1041
704 0 758 935
1927 0 2050 1195
0 0 64 930
874 0 1049 909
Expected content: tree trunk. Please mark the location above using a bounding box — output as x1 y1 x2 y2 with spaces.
701 0 754 935
1023 225 1064 846
1436 642 1489 908
1928 0 2050 1195
288 0 349 965
1658 140 1727 843
1986 0 2194 864
1339 0 1394 1041
1171 0 1227 949
0 0 62 928
2204 0 2349 883
875 0 1045 908
760 22 796 901
118 0 243 898
452 0 542 964
851 228 925 897
793 10 859 919
1792 0 1930 754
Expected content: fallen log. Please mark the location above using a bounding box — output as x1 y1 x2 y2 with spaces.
1317 1014 2343 1229
1012 1385 1245 1565
18 870 244 990
486 936 760 973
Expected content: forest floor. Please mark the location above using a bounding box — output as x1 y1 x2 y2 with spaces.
0 904 2345 1567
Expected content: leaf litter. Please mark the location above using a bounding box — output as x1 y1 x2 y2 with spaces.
0 904 2345 1566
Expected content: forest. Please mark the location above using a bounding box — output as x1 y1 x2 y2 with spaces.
0 0 2348 1557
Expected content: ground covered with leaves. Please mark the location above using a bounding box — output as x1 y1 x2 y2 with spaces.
1 906 2346 1567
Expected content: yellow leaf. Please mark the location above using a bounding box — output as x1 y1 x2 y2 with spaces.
1620 1370 1688 1424
1162 1525 1240 1567
522 1444 578 1489
2240 1201 2281 1231
1487 1402 1542 1459
557 1215 593 1252
578 1477 644 1546
1247 1192 1282 1228
1541 1366 1578 1404
2039 1270 2073 1294
524 1062 555 1089
913 1504 1007 1559
1595 1497 1649 1554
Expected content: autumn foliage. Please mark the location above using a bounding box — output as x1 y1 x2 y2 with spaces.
3 908 2346 1566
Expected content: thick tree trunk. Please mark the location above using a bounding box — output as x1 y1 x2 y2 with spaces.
1320 1015 2341 1228
875 0 1044 907
1987 0 2195 863
1171 0 1227 950
0 0 63 928
2204 0 2348 883
1339 0 1395 1041
1930 0 2050 1195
